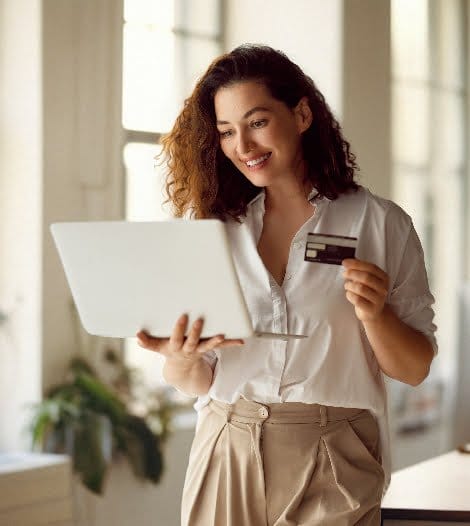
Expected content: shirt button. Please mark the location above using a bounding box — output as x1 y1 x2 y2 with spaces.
258 406 269 418
286 274 292 281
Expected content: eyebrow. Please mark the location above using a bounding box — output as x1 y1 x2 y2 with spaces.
216 106 271 125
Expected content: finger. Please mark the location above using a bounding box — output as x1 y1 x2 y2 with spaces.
342 259 388 280
136 330 165 352
197 336 244 353
344 280 384 304
346 290 374 308
169 314 189 349
183 317 205 353
197 334 226 353
349 268 388 288
343 269 388 295
217 339 245 348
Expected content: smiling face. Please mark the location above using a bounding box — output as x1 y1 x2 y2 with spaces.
214 81 312 189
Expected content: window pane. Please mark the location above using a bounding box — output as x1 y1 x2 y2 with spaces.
122 24 178 132
434 0 465 89
392 168 429 242
125 337 166 389
124 0 174 26
392 83 430 165
123 142 170 388
124 142 171 221
174 0 220 36
122 1 222 391
433 92 465 169
431 171 463 277
175 36 221 98
430 170 463 379
392 0 430 81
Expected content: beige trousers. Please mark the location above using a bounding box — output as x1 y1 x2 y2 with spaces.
181 399 385 526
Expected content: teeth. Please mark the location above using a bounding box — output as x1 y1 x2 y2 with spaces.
246 153 270 167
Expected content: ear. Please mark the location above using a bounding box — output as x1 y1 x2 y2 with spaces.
294 97 313 133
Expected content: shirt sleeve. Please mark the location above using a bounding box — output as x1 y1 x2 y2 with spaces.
201 349 218 369
387 210 438 356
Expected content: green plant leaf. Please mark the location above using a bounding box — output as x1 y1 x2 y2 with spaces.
29 399 70 448
121 415 163 484
72 412 112 494
69 356 96 376
74 372 127 423
117 426 147 480
30 412 53 449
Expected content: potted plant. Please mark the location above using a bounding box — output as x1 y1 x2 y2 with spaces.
29 348 176 495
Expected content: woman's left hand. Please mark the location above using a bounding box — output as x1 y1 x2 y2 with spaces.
342 258 389 323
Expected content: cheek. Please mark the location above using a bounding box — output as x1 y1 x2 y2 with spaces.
220 141 235 161
281 132 303 157
265 126 297 151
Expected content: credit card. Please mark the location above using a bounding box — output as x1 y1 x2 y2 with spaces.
304 233 358 265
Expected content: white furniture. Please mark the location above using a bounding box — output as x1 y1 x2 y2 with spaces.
381 449 470 525
0 452 74 525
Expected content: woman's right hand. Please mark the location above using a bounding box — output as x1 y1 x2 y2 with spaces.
136 313 244 364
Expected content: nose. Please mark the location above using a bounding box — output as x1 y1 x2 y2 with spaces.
235 131 254 156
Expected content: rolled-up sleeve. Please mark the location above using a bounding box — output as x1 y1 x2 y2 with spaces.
201 349 218 369
387 215 438 356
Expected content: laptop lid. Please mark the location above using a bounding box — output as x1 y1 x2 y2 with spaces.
50 220 254 340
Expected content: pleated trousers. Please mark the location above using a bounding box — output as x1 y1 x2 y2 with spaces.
181 398 385 526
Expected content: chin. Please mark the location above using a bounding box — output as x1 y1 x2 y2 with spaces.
243 171 276 188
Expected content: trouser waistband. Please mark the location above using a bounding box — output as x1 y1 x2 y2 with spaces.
209 399 369 427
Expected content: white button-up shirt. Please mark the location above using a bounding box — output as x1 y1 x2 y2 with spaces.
195 186 438 497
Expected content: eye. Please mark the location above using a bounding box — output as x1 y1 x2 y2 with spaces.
251 119 267 129
218 129 233 139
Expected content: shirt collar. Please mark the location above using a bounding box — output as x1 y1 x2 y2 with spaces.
247 191 264 208
247 186 323 209
308 187 319 201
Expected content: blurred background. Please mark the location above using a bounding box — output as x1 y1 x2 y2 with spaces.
0 0 469 525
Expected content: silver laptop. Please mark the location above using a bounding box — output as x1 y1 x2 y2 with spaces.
50 220 307 341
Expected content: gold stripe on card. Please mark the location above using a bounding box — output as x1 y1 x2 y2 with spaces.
306 242 326 250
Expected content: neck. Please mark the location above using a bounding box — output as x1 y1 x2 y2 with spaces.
264 155 313 212
264 179 313 213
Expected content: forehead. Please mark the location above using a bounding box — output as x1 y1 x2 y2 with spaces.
214 80 280 120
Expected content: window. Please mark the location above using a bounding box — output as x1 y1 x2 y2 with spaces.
391 0 468 460
122 0 222 388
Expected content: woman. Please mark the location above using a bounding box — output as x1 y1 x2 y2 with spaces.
137 44 437 526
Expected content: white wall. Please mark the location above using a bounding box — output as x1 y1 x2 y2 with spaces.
0 0 42 451
342 0 391 198
0 0 124 451
41 0 124 391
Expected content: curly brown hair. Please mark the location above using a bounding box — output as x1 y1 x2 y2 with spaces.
160 44 359 221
